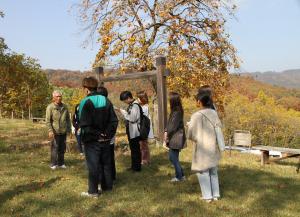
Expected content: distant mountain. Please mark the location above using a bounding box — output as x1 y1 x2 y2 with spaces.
229 75 300 111
43 69 93 88
241 69 300 89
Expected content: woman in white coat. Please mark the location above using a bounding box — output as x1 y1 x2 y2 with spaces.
187 89 222 203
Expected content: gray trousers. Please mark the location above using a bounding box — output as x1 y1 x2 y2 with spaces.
196 167 220 200
51 134 66 166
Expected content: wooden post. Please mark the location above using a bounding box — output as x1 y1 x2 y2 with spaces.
261 150 269 165
229 138 232 157
156 56 167 142
94 67 104 87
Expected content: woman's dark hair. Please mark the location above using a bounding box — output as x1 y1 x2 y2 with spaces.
196 90 214 109
137 91 149 105
82 76 98 91
169 92 183 114
197 85 213 97
98 86 108 97
120 91 133 101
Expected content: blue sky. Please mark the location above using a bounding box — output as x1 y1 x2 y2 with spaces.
0 0 300 72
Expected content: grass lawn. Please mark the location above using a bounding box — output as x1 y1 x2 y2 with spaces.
0 118 299 217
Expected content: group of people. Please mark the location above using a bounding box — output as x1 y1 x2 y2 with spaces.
46 76 224 203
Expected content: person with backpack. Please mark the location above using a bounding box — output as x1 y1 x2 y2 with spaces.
137 91 154 165
79 77 118 197
164 92 186 182
187 88 224 203
118 91 149 172
72 104 84 155
98 86 117 181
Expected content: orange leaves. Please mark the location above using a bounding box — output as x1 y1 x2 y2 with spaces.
78 0 238 107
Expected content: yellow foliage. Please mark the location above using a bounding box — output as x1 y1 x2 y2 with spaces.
224 91 300 148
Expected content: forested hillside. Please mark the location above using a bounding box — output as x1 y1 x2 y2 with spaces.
242 69 300 89
43 69 300 148
44 69 300 111
229 75 300 111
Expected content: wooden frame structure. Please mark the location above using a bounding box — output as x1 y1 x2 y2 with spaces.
94 56 169 142
252 145 300 172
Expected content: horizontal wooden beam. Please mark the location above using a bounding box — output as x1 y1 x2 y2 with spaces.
252 146 300 154
101 70 157 82
269 154 300 163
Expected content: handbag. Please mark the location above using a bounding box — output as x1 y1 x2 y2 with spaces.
168 128 187 149
199 112 225 152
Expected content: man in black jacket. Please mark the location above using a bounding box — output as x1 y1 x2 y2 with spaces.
79 77 118 197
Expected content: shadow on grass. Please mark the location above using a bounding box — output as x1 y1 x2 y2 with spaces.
0 177 61 208
101 151 300 217
2 148 300 217
270 158 300 169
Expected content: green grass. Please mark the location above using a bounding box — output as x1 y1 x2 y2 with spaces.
0 118 299 217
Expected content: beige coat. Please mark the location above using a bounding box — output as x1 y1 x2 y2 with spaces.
187 108 222 171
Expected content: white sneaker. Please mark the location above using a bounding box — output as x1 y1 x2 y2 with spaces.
181 176 186 181
213 197 219 201
80 192 99 198
170 177 180 182
58 165 67 169
50 165 57 170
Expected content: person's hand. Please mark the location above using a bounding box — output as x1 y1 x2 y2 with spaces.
114 107 120 112
164 132 168 142
186 121 191 127
162 141 169 150
48 131 54 139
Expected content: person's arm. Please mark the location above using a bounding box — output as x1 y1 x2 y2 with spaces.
45 105 53 132
166 111 182 139
72 112 77 128
187 113 202 142
142 105 149 118
65 106 71 134
79 100 94 134
120 104 140 123
45 105 54 138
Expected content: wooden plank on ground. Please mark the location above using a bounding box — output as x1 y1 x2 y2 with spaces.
252 145 300 154
269 154 300 162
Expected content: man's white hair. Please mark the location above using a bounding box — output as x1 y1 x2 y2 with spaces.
52 90 62 97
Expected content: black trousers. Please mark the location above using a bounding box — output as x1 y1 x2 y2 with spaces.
129 137 141 171
110 144 116 180
85 142 112 194
51 134 66 166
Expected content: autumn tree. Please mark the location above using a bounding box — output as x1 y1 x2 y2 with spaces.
0 39 52 118
77 0 238 109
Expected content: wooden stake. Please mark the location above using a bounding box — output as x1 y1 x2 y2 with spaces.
261 150 269 165
94 67 104 87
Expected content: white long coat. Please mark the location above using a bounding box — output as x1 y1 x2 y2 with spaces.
187 108 222 171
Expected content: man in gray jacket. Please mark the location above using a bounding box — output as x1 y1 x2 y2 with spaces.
46 90 71 170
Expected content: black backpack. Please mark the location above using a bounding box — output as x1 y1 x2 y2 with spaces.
133 103 151 140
